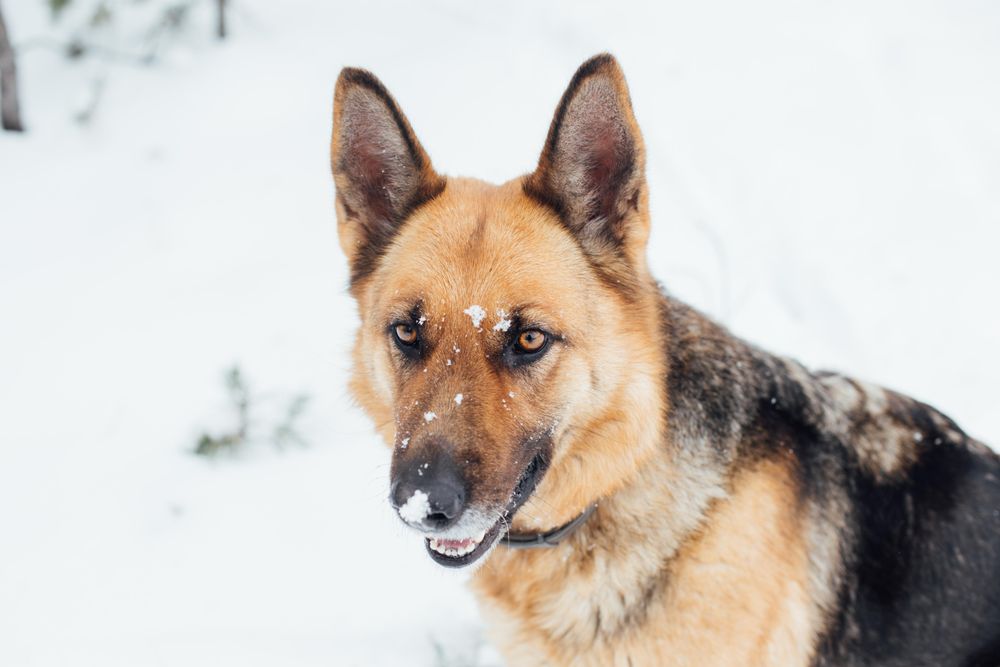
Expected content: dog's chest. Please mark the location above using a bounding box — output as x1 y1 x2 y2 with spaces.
472 460 823 666
473 546 661 666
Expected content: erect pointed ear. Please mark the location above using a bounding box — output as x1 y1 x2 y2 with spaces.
331 68 446 284
524 54 649 268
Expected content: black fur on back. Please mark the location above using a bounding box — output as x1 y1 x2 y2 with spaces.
661 295 1000 667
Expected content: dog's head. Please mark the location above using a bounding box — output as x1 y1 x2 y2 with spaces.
331 55 665 567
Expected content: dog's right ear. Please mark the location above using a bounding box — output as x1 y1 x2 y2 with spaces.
331 68 445 284
524 54 649 275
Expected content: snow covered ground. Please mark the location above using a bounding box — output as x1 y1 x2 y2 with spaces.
1 1 998 665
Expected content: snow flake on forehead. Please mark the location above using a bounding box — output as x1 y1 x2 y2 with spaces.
423 411 437 423
493 308 512 332
454 393 464 405
463 305 487 330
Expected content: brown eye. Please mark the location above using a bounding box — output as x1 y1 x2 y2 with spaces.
394 323 418 346
516 330 547 353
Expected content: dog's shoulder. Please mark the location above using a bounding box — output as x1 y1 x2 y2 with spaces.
661 297 1000 666
765 363 1000 666
774 368 1000 666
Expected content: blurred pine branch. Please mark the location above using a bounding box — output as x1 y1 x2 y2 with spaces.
194 365 311 458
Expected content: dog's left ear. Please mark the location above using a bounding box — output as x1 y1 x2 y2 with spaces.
525 54 649 267
331 68 445 284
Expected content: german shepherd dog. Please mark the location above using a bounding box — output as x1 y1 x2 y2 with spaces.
330 54 1000 666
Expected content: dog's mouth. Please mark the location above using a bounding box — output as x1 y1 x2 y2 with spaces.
423 451 548 568
425 523 503 567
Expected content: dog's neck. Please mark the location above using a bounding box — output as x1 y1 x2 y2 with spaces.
472 295 748 630
470 296 832 663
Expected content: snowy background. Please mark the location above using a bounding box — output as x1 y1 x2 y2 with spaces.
1 1 998 665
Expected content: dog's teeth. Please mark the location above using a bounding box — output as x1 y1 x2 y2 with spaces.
429 532 488 558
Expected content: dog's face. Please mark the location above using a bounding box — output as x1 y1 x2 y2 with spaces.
332 55 665 567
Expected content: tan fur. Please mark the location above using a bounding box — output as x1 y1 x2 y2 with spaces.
345 185 830 663
333 56 828 666
474 458 820 667
346 176 668 532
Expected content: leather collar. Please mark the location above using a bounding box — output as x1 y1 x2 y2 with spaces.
501 504 598 550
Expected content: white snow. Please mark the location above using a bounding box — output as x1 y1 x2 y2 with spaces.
1 1 998 666
455 393 464 405
423 411 437 423
493 310 512 332
463 305 487 329
398 490 431 523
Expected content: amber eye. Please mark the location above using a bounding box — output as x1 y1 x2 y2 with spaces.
394 323 418 346
516 330 547 353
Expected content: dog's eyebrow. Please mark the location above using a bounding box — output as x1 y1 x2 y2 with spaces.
383 298 424 325
408 302 424 325
507 304 563 334
506 303 541 318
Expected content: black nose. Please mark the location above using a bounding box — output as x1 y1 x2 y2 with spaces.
390 451 466 531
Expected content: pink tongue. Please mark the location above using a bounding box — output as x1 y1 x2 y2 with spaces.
438 538 474 549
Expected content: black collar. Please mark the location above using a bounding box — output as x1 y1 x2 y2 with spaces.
501 503 598 550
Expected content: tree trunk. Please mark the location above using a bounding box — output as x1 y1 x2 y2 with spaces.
216 0 227 40
0 0 24 132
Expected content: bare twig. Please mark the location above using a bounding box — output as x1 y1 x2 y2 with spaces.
216 0 227 40
0 0 24 132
